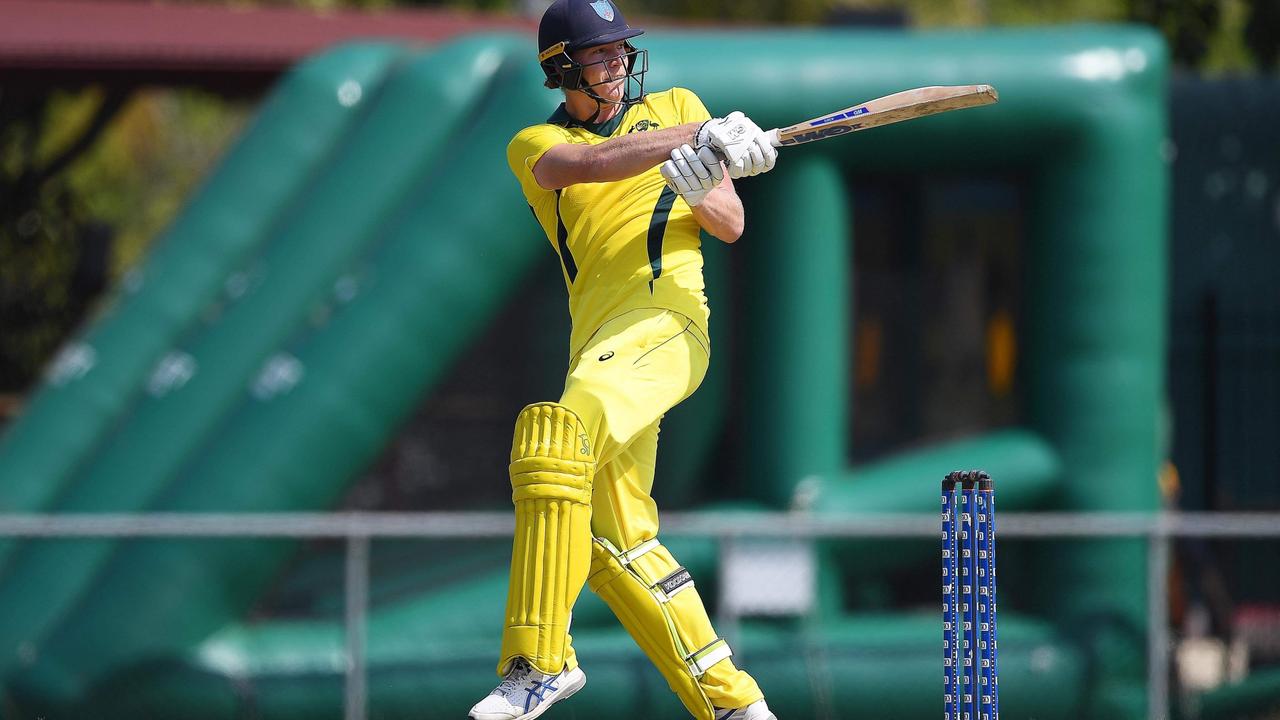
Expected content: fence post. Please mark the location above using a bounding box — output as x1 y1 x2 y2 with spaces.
1147 523 1171 720
345 534 370 720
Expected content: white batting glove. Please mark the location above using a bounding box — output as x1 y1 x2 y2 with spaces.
695 111 778 179
660 144 724 207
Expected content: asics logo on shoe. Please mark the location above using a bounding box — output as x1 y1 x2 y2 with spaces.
524 677 559 713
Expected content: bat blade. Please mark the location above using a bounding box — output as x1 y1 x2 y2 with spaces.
768 84 998 148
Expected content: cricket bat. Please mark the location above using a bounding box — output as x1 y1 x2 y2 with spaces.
766 84 998 148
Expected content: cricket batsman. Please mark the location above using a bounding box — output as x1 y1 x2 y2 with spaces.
469 1 778 718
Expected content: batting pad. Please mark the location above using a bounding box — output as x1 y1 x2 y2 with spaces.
588 538 760 719
499 402 596 677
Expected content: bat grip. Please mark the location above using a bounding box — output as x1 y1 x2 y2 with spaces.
765 128 782 148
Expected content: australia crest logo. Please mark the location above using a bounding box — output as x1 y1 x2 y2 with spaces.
590 0 615 21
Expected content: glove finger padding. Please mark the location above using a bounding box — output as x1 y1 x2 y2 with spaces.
661 161 695 194
662 143 721 206
672 144 721 192
677 145 715 190
670 148 696 185
695 146 724 184
746 142 764 176
759 138 778 173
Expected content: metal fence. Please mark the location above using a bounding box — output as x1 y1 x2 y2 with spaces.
2 511 1280 720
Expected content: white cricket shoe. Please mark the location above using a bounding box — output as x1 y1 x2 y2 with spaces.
468 657 586 720
713 699 778 720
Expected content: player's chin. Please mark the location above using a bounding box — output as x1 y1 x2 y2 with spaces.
603 80 625 102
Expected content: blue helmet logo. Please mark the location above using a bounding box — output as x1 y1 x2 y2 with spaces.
590 0 615 21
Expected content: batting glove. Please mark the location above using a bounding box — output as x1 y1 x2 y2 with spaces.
660 144 724 207
695 111 778 179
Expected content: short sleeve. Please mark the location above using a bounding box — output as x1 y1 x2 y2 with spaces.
670 87 712 125
507 124 572 202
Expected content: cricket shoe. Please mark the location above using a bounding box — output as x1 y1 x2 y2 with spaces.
713 699 778 720
468 657 586 720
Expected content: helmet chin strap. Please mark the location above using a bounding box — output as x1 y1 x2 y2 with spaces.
583 88 616 124
583 91 606 125
578 78 629 124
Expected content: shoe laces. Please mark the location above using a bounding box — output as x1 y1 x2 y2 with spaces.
495 658 533 696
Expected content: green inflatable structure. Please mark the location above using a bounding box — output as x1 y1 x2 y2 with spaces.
0 25 1167 720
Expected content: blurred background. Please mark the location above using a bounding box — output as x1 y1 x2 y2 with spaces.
0 0 1278 718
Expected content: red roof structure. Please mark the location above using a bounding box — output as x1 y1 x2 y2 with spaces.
0 0 536 92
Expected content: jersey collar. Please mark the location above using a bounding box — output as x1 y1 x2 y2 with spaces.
548 98 638 138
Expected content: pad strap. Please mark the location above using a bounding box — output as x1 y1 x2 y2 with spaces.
595 537 658 565
619 538 659 565
686 638 733 677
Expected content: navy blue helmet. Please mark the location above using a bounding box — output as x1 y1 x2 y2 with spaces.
537 0 647 103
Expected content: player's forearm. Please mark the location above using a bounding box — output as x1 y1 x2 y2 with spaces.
584 123 703 181
690 183 743 243
535 123 702 189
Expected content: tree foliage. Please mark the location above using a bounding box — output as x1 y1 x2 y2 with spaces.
0 89 114 392
0 87 247 392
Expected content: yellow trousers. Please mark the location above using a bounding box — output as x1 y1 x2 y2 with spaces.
500 308 762 717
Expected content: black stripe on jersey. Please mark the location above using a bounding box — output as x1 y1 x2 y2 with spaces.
647 186 677 292
554 190 578 283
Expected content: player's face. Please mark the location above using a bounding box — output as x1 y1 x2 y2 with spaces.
572 41 629 102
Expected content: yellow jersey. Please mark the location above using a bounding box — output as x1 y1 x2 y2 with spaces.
507 87 712 357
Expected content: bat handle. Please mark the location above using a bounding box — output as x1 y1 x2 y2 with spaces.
765 128 782 148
